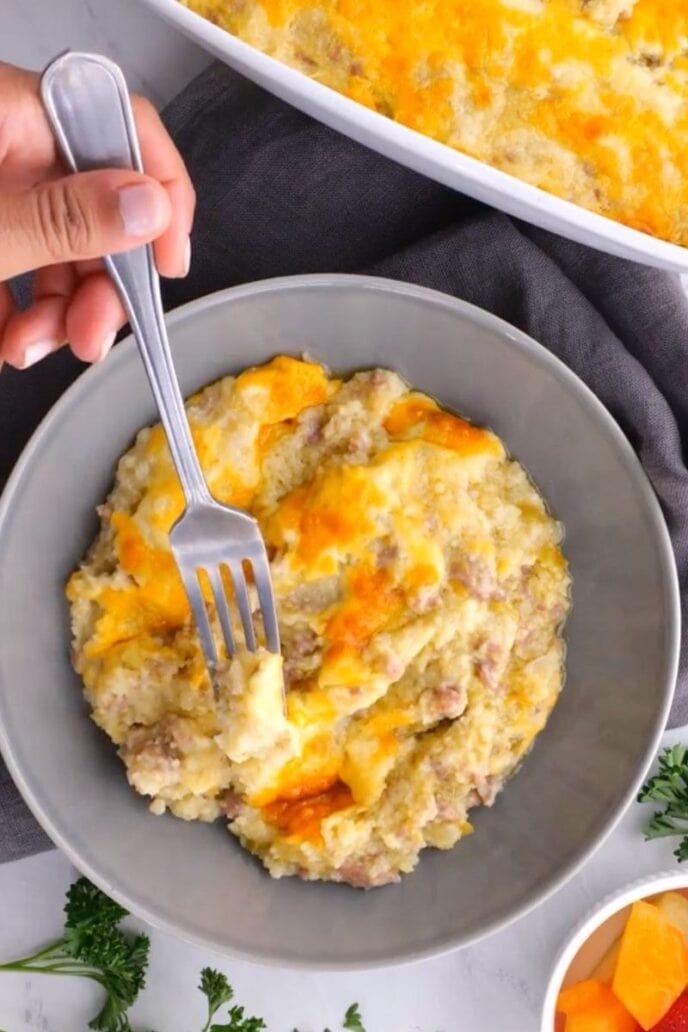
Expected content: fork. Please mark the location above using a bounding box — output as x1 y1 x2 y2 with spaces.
40 51 281 680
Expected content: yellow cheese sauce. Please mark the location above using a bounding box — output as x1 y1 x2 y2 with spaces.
181 0 688 246
68 356 570 887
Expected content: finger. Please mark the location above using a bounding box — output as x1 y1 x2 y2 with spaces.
0 282 18 328
33 261 75 302
0 295 68 369
73 257 106 279
152 176 193 279
0 64 59 187
0 169 171 280
65 272 127 363
0 263 71 369
1 262 74 369
72 259 128 331
34 262 124 364
133 96 195 278
0 283 19 356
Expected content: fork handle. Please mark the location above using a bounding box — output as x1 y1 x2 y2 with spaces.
40 51 211 507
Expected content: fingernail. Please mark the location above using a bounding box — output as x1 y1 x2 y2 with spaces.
97 330 117 363
20 340 57 369
118 183 166 237
182 236 191 277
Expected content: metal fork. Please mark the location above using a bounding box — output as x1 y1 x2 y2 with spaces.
41 51 281 679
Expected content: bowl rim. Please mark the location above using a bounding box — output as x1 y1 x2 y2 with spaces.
0 273 680 968
540 870 688 1029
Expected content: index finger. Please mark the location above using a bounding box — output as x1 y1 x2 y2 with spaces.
132 94 196 279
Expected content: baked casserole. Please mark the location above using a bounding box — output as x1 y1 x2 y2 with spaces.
68 356 570 887
180 0 688 247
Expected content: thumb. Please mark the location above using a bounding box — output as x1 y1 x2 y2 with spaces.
0 169 171 279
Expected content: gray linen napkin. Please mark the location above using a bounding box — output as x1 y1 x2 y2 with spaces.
2 60 688 864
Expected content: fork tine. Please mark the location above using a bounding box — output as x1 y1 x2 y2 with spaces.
179 564 218 672
228 561 257 650
209 565 236 659
251 552 281 654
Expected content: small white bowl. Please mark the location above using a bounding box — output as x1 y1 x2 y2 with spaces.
541 871 688 1031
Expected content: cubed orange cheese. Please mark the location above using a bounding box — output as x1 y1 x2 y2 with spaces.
557 979 639 1032
613 901 688 1029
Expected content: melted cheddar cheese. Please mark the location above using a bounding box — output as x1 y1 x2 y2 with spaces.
68 357 570 887
181 0 688 246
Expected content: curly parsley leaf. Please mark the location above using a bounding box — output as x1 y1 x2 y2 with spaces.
198 969 265 1032
639 745 688 861
209 1002 266 1031
645 811 688 838
0 877 148 1032
1 879 369 1032
200 967 235 1030
343 1003 367 1031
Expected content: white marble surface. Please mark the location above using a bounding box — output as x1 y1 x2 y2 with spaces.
3 0 209 107
4 3 688 1030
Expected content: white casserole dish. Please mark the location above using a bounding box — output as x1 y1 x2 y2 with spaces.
139 0 688 273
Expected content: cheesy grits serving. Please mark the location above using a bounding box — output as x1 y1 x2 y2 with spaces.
68 356 570 887
181 0 688 247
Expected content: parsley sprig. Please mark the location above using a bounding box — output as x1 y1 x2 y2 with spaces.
343 1003 367 1031
638 744 688 861
0 878 149 1031
199 967 266 1032
0 877 373 1032
290 1002 367 1032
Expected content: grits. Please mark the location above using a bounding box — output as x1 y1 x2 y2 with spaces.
180 0 688 247
67 356 570 888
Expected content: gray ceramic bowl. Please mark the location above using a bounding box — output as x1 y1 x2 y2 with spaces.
0 275 678 968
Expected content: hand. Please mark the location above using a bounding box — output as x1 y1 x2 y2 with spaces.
0 62 195 369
